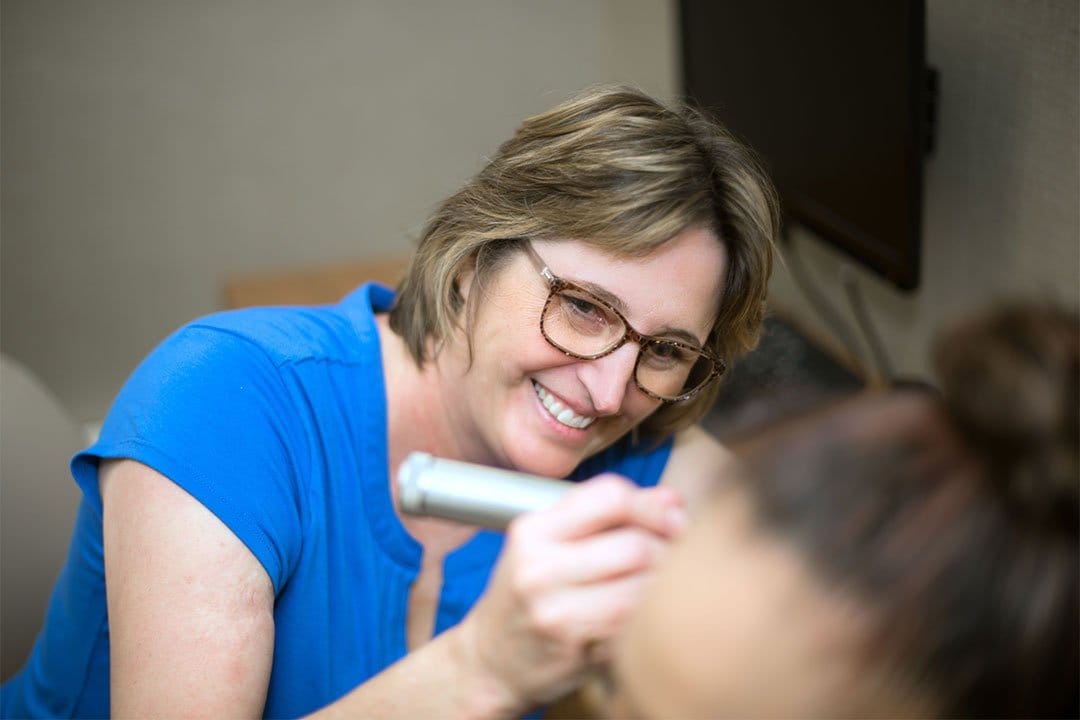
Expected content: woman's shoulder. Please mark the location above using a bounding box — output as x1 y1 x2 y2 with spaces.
183 282 392 367
181 303 369 368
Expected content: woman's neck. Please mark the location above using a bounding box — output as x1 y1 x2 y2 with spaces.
377 315 454 464
376 314 479 550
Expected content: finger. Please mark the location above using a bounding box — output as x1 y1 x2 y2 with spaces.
521 475 686 542
523 528 670 587
532 573 649 648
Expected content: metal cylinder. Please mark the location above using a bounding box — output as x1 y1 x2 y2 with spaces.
396 452 572 530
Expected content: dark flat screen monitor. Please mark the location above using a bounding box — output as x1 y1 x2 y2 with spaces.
680 0 929 290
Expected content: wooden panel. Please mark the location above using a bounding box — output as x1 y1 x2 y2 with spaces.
222 253 413 309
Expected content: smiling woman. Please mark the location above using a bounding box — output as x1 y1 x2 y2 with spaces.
0 84 779 719
409 231 728 480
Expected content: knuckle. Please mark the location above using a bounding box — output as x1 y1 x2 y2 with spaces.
507 512 540 540
584 474 634 505
529 600 568 637
509 563 547 599
622 534 654 570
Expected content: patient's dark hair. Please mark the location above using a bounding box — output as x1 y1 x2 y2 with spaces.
733 301 1078 718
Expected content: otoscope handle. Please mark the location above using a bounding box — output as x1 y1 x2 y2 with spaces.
396 452 572 530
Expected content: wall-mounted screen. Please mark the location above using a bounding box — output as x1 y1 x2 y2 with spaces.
680 0 930 290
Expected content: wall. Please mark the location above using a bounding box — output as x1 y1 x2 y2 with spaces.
1 0 678 422
768 0 1079 380
3 1 1077 419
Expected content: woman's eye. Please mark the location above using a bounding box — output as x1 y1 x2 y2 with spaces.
645 342 689 365
567 296 601 317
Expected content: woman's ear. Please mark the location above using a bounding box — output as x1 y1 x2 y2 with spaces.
455 264 475 305
449 250 480 317
435 259 478 361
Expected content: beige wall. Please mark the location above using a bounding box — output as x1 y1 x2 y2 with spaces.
2 0 1078 422
1 0 678 422
769 0 1079 379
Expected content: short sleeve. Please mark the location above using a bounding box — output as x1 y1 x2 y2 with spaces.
71 324 307 593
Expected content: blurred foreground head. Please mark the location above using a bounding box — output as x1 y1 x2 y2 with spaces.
612 301 1078 719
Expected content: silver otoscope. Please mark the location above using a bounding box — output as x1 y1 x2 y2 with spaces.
395 452 573 530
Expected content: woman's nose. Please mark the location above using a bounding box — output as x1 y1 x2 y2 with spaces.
580 343 639 415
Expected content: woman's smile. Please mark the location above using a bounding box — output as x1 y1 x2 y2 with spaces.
532 380 597 430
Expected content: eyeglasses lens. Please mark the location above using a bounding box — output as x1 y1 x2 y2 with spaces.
541 288 715 400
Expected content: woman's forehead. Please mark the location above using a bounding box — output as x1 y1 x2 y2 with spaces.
530 231 726 333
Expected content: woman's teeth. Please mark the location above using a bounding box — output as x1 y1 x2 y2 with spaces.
533 382 596 429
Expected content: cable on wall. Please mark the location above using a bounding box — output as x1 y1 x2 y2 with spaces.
839 268 894 383
781 225 889 385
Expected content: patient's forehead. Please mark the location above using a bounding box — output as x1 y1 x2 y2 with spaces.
613 489 873 719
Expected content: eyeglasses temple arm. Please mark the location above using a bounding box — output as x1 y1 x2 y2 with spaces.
520 239 558 286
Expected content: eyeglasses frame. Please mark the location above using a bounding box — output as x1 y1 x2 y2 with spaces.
522 241 726 403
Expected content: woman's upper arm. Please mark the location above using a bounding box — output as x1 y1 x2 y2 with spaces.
101 458 275 719
659 425 738 511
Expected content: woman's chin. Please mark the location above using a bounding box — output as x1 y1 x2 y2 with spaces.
509 428 639 478
505 443 582 479
520 457 578 480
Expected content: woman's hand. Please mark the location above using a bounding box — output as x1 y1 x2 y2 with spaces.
457 473 686 710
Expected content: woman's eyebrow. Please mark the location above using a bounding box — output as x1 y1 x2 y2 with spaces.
572 278 628 313
652 325 707 348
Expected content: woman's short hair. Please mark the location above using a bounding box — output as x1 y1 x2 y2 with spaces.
388 83 780 439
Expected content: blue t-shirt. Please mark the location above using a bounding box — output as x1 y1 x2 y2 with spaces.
1 283 673 719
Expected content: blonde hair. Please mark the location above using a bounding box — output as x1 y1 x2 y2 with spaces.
389 84 779 439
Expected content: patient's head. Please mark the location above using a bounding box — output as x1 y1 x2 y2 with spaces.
611 302 1078 719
